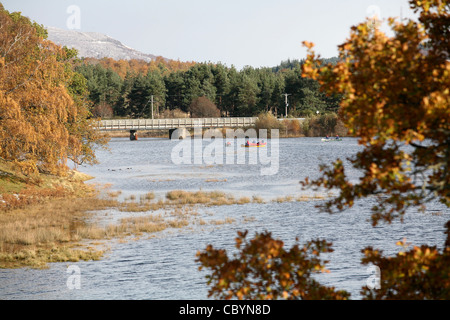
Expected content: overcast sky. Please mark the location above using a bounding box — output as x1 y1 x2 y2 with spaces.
2 0 417 69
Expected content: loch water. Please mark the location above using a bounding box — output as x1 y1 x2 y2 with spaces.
1 137 448 300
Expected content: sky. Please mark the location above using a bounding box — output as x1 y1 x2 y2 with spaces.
1 0 418 69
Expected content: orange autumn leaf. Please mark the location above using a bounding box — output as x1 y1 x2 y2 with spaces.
300 0 449 226
0 4 107 176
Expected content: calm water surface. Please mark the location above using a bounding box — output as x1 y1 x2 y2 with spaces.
0 137 448 300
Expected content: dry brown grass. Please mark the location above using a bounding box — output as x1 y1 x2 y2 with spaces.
0 193 199 268
167 219 189 228
2 158 261 269
274 195 294 203
142 192 155 201
0 174 330 269
119 202 154 212
0 247 105 269
0 187 243 268
107 190 122 198
118 215 168 234
210 217 235 225
165 190 236 206
269 194 328 203
237 197 251 205
252 195 266 204
0 161 96 212
205 178 227 183
0 186 72 211
0 197 118 268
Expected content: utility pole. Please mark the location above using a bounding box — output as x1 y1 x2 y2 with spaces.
283 93 291 118
144 95 154 119
151 95 154 119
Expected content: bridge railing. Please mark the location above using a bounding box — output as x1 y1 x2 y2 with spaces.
96 117 258 131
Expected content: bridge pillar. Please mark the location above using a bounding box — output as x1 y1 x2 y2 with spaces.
169 128 189 140
130 130 138 141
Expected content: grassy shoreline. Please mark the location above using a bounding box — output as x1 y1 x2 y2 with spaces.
0 159 114 268
0 158 328 269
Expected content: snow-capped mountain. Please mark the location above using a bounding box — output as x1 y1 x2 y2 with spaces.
46 26 162 62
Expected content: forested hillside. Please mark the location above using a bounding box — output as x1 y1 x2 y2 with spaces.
75 57 342 119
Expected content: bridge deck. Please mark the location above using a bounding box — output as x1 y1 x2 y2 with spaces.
96 117 305 131
97 117 258 131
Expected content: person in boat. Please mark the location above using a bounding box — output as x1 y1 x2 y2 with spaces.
246 140 249 146
326 135 330 140
335 134 340 140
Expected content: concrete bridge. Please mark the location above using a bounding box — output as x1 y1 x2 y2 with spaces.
96 117 304 140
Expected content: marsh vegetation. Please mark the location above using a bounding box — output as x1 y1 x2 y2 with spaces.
0 165 327 269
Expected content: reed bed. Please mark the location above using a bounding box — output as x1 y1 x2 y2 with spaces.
165 190 237 206
0 197 118 268
0 179 331 269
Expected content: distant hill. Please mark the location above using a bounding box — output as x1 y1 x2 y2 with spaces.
46 26 164 62
272 57 340 72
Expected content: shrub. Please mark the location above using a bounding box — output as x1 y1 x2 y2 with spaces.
282 119 301 136
189 96 220 118
92 102 114 118
254 112 284 138
158 108 189 119
301 113 347 137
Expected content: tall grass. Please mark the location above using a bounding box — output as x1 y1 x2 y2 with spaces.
166 190 235 206
0 197 118 268
0 173 334 269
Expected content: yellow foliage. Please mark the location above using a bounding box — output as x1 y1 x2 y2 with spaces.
0 7 107 175
301 0 449 224
197 231 350 300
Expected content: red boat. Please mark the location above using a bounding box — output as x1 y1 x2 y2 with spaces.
242 141 267 148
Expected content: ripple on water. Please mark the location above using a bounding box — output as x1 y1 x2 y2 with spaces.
1 138 448 300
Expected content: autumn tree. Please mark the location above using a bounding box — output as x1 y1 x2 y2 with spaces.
360 221 450 299
197 0 449 300
196 231 350 300
301 0 449 225
300 0 449 299
0 5 107 175
197 219 450 300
